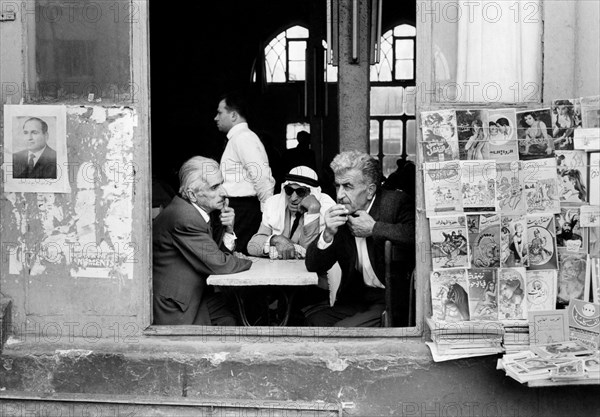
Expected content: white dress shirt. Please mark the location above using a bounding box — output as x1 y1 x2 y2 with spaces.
220 123 275 210
191 203 236 251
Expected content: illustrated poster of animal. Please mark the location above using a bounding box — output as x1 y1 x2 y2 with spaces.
460 160 497 212
420 109 460 162
430 269 470 322
423 161 462 216
456 109 489 160
522 158 561 214
557 251 587 306
555 207 587 253
468 213 500 268
496 161 526 214
589 152 599 205
429 215 470 270
552 98 582 151
581 95 600 128
555 150 588 205
525 270 557 312
498 267 528 321
527 215 558 270
467 268 498 321
516 108 554 160
501 214 529 268
487 108 519 162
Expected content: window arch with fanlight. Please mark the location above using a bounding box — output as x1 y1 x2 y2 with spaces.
369 23 417 179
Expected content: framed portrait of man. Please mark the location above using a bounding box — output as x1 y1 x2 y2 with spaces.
3 105 70 193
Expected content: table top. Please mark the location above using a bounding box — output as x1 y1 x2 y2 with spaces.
206 257 318 286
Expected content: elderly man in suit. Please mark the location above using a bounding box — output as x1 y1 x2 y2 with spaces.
153 156 252 325
13 117 57 179
305 151 415 327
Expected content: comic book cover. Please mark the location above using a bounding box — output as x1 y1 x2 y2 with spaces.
500 215 529 268
522 158 561 214
581 95 600 129
420 109 460 163
456 109 489 161
429 215 470 270
487 108 519 162
527 215 558 270
557 251 587 306
555 150 588 205
467 213 501 268
467 268 498 321
555 207 587 253
589 152 599 205
552 98 582 151
423 161 462 216
525 270 557 312
430 269 470 322
498 267 528 321
496 161 526 214
516 108 554 160
460 160 497 212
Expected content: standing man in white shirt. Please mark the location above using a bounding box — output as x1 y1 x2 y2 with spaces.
215 92 275 254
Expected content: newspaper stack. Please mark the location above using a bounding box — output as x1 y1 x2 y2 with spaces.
425 317 504 362
497 341 600 386
502 320 530 353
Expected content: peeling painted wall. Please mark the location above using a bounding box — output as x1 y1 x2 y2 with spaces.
1 105 146 336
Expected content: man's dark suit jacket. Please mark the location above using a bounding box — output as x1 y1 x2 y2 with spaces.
305 189 415 304
153 195 252 325
13 146 57 179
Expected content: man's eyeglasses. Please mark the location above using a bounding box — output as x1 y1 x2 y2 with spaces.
284 185 309 198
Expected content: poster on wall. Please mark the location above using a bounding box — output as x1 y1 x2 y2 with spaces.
2 105 70 193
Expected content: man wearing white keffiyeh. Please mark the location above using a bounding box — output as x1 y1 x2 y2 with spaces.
247 166 336 259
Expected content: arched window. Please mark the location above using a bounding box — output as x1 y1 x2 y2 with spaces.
370 23 417 178
264 25 309 83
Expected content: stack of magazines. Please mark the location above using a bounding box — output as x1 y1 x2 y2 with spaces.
425 317 504 362
498 341 599 386
502 320 530 353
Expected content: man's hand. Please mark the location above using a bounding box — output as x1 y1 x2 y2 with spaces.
323 204 349 242
299 194 321 214
220 198 235 234
270 235 297 259
347 210 375 238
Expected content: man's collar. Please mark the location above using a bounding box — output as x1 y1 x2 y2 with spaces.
191 202 210 223
226 122 248 139
29 145 47 160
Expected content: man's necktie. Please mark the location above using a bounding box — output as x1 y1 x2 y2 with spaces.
27 153 35 173
289 212 302 239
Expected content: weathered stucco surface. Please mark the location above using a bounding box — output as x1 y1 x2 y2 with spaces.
1 106 141 334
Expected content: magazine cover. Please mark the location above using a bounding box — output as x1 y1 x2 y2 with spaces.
522 158 560 214
423 161 462 216
589 226 600 259
552 98 582 151
498 267 528 320
568 299 600 349
581 95 600 129
496 161 526 214
525 270 557 312
456 109 489 160
580 205 600 228
590 152 599 205
557 251 587 305
430 269 470 322
516 108 554 160
421 109 460 162
429 215 470 270
487 108 519 162
528 310 568 345
467 268 498 320
555 150 588 204
501 215 529 268
555 207 586 253
460 161 497 212
468 213 501 268
527 215 558 270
